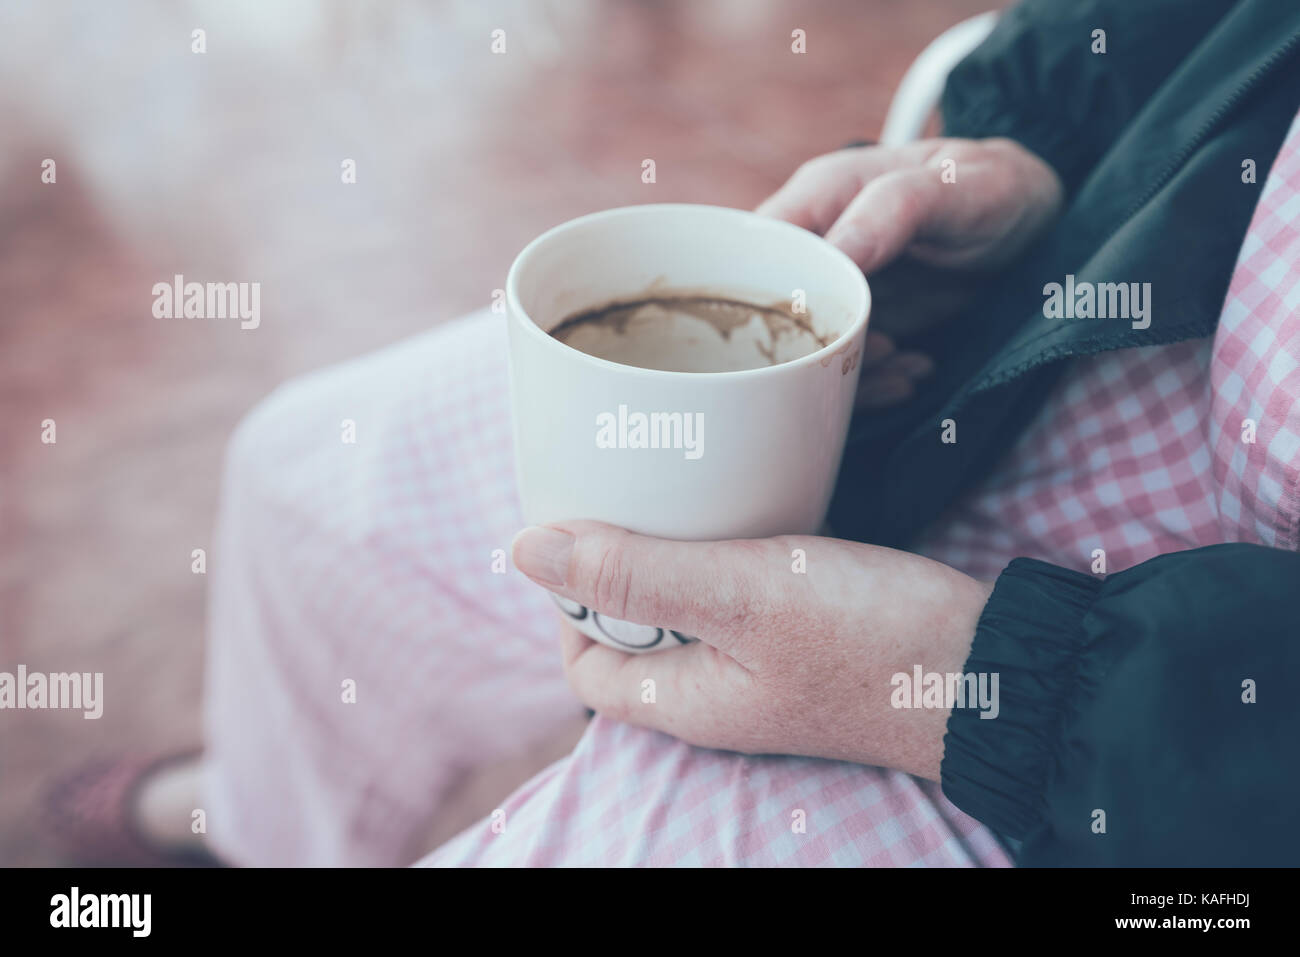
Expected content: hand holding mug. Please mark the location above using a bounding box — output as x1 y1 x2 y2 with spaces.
513 520 992 779
759 136 1065 342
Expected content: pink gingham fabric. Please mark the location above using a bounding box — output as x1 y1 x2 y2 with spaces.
203 110 1300 867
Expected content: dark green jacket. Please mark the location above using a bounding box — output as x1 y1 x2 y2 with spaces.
827 0 1300 865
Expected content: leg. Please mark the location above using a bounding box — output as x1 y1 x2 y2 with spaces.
200 310 587 866
421 715 1011 867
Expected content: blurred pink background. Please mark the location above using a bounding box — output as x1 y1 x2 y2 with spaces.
0 0 991 865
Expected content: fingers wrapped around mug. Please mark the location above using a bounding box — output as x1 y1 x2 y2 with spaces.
511 520 785 664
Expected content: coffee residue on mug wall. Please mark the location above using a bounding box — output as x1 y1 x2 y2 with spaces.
549 294 832 358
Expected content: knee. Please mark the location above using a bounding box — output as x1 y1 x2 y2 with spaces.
224 384 292 485
219 373 339 514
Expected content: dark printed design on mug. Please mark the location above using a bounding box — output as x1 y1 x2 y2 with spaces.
552 594 697 651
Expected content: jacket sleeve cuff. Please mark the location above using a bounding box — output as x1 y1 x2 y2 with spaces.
939 557 1100 839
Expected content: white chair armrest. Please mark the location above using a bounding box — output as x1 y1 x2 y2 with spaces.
879 11 1000 147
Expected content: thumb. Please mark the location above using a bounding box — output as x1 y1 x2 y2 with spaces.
824 166 944 275
511 520 777 651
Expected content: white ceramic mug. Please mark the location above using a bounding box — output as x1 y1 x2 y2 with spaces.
506 203 870 653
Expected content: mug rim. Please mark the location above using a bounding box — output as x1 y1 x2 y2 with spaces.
505 203 871 381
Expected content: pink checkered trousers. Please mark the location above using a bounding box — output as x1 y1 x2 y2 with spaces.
201 109 1300 866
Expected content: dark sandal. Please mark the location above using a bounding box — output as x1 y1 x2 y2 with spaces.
42 752 223 867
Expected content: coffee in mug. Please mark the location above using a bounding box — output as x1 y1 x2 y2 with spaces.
549 293 832 373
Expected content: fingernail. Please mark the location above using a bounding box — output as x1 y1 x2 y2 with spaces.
513 526 574 586
826 225 874 267
825 223 859 248
861 333 895 364
855 376 913 408
893 353 934 379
